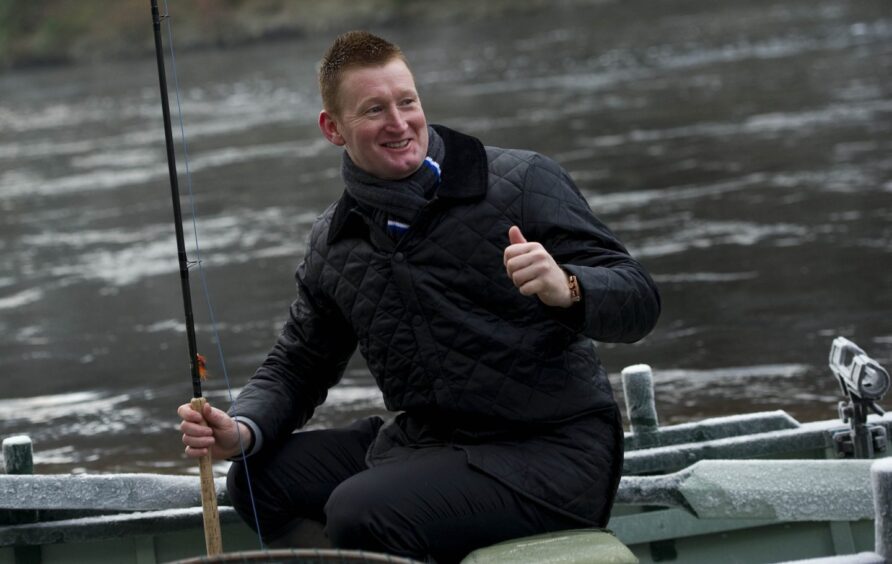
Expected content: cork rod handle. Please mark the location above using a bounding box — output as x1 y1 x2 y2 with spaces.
190 396 224 556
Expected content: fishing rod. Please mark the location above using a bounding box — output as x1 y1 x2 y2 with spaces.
149 0 223 556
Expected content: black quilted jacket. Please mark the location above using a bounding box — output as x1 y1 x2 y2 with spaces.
231 125 660 524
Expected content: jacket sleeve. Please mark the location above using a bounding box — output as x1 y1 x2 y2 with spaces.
228 227 357 447
521 154 661 343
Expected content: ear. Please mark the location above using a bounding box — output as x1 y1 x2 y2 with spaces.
319 110 346 146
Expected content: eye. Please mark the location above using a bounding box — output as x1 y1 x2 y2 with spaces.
400 98 416 107
365 105 383 115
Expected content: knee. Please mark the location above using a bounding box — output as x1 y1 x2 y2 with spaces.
325 480 426 558
324 480 397 552
324 481 374 549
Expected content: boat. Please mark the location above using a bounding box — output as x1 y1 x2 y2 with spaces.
1 337 890 564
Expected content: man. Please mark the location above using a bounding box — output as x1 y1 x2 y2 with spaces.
178 31 660 562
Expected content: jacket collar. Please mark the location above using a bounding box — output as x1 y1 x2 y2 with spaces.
327 124 488 245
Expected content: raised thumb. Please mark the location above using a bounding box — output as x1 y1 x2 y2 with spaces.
508 225 527 245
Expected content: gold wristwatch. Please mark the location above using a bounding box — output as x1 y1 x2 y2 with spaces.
567 274 581 303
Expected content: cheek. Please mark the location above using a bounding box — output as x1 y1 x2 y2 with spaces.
358 126 382 147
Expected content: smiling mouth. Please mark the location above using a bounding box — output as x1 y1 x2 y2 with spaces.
383 140 410 149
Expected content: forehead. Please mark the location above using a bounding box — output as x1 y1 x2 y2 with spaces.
337 59 418 105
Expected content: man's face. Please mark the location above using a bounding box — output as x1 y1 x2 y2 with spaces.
319 58 429 180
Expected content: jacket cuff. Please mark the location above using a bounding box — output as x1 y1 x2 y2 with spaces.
228 416 263 460
539 264 586 332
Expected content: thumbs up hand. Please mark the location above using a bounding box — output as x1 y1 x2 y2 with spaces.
503 226 575 308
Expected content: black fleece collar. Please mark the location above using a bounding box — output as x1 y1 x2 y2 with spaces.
327 124 488 245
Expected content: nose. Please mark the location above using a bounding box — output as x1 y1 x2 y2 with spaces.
383 106 407 131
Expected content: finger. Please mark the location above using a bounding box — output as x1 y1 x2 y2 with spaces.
177 403 206 424
182 432 215 448
507 260 533 285
504 241 545 272
202 403 220 426
180 420 214 437
510 262 549 289
506 245 552 278
203 404 234 432
503 226 529 267
508 226 527 245
184 445 209 458
504 243 532 268
516 277 544 297
505 250 545 276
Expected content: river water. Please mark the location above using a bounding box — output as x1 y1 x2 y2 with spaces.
1 0 890 475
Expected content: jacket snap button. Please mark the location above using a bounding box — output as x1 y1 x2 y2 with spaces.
393 252 405 262
412 315 423 326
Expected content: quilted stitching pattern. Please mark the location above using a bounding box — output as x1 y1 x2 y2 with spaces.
232 133 660 525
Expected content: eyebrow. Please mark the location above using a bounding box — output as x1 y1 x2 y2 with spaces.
354 88 418 110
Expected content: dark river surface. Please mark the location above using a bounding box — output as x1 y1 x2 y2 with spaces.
1 0 891 476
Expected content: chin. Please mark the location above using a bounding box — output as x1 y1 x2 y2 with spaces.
382 160 425 180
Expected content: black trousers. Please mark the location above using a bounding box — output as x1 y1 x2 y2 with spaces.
227 416 582 563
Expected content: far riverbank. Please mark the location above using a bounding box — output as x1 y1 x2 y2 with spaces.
0 0 577 69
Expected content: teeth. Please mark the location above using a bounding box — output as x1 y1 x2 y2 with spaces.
384 140 409 149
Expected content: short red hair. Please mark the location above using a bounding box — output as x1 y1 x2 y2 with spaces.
319 31 407 114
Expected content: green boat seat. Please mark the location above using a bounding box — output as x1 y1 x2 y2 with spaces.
462 528 638 564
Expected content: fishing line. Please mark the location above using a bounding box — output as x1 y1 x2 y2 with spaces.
161 0 265 548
